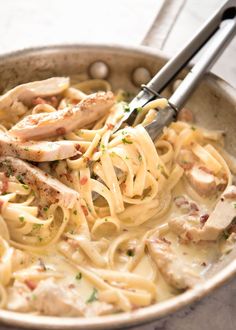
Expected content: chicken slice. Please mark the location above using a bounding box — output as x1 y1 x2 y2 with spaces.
7 280 32 312
201 186 236 239
0 156 78 208
0 77 69 110
147 238 200 290
30 278 113 317
186 166 216 196
31 278 85 316
9 91 115 141
169 185 236 242
0 133 81 162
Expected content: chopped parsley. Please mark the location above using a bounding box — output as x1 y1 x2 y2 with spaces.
100 144 106 153
73 210 78 215
122 138 132 144
2 160 14 177
16 175 24 183
104 218 108 222
22 184 29 190
126 249 135 257
86 288 98 303
234 203 236 209
75 272 82 281
24 147 29 151
33 224 43 230
43 206 49 212
124 105 130 112
191 126 196 131
138 154 142 161
136 107 143 113
19 216 25 222
223 230 230 239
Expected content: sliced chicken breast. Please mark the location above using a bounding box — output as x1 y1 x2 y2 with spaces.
186 166 216 196
31 278 85 316
0 156 78 208
9 91 115 141
201 185 236 240
147 238 200 290
0 133 81 162
7 281 32 313
0 77 69 110
169 185 236 242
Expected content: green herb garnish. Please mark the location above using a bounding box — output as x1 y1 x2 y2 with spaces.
86 288 98 303
122 138 132 144
19 216 25 222
126 249 135 257
75 272 82 281
124 105 130 112
16 175 24 183
33 224 43 230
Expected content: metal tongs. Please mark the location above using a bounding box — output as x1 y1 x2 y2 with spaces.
114 0 236 140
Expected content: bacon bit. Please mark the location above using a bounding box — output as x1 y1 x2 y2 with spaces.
81 205 89 216
160 237 171 245
179 161 193 170
190 202 199 212
0 199 3 211
71 99 80 105
186 231 193 241
32 96 58 108
198 166 213 175
64 172 73 182
80 176 88 185
121 182 127 191
56 127 66 135
93 147 99 153
0 173 8 194
24 279 37 291
106 123 115 130
50 96 58 108
83 157 90 164
200 214 209 225
217 182 227 192
68 283 76 289
174 196 189 208
69 154 81 161
177 108 194 122
189 202 199 216
32 97 48 105
75 144 81 151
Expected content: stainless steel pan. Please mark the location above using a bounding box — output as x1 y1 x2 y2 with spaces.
0 44 235 330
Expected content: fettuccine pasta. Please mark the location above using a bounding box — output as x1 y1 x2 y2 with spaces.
0 77 236 317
